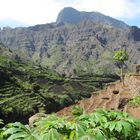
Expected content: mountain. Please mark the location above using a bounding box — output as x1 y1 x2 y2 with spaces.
0 8 140 76
56 7 129 29
0 7 140 123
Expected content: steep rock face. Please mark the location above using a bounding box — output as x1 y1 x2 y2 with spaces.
56 7 129 29
56 7 82 24
0 8 140 75
129 26 140 41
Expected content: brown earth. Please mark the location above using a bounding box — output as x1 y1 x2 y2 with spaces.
56 74 140 119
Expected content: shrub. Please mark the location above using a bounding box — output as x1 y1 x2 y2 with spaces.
72 105 84 116
32 83 41 92
1 110 140 140
128 96 140 107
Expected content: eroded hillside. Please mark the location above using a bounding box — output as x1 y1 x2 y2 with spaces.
57 74 140 119
0 44 119 123
0 8 140 76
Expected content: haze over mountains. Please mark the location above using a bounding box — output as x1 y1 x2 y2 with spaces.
0 7 140 76
0 18 29 28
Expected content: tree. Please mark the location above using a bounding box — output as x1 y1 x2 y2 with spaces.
113 50 128 86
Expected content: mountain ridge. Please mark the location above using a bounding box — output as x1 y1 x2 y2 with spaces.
0 8 140 76
56 7 129 29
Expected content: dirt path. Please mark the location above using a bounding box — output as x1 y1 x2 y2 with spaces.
56 75 140 119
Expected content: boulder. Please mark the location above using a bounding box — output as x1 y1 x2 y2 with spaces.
28 113 47 127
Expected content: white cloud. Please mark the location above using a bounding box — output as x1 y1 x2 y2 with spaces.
75 0 140 19
0 0 62 24
0 0 140 25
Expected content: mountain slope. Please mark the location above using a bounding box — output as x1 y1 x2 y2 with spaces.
57 74 140 119
56 7 129 29
0 8 140 76
0 44 119 123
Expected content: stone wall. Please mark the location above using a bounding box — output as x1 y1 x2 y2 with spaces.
124 75 140 96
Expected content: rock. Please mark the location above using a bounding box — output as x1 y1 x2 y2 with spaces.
129 26 140 41
56 7 129 28
136 64 140 74
28 113 47 127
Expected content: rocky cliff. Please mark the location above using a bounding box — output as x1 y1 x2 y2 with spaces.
0 8 140 76
56 7 129 29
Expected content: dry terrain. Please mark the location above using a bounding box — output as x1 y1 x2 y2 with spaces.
57 74 140 119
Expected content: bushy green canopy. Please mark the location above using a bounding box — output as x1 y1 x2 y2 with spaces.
113 50 128 62
1 109 140 140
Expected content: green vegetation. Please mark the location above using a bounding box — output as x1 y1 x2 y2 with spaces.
72 105 84 116
0 54 119 124
128 96 140 107
0 109 140 140
113 50 129 86
0 55 64 122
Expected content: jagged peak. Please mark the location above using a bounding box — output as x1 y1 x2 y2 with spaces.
56 7 129 29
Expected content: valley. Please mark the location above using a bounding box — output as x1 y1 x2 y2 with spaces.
0 7 140 140
0 48 118 123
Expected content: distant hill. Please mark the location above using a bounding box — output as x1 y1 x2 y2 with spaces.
56 7 129 29
0 8 140 76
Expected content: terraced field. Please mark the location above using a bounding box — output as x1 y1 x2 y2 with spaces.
0 46 119 124
0 77 43 122
57 75 140 119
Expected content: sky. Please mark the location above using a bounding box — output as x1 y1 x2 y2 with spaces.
0 0 140 28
